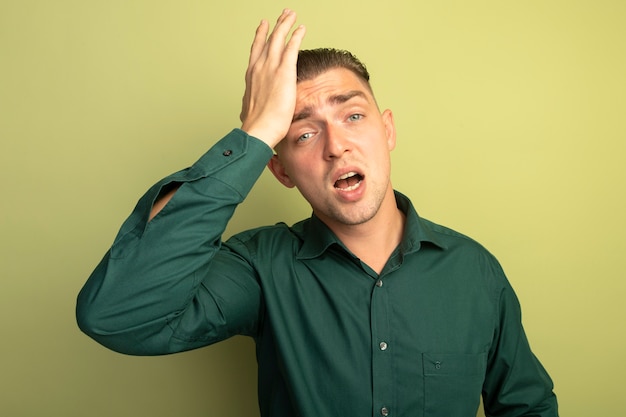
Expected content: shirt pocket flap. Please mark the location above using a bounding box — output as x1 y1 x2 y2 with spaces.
423 352 487 376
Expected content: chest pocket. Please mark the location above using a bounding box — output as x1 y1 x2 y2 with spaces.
423 352 486 417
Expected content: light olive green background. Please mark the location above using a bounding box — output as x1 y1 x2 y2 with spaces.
2 1 625 416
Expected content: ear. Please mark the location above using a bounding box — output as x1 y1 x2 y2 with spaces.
381 109 396 151
268 154 296 188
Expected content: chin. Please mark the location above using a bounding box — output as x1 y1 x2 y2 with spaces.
329 203 380 226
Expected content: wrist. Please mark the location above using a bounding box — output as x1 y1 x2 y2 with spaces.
241 124 283 149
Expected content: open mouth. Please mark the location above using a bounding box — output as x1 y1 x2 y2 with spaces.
334 171 363 191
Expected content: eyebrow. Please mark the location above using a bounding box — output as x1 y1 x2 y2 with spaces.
292 90 368 122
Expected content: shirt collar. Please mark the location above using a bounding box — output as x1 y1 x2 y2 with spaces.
295 191 447 260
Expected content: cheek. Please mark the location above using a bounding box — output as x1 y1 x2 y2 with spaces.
290 162 318 185
284 148 319 172
281 157 312 186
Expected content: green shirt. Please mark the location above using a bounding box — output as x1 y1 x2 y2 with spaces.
77 129 558 417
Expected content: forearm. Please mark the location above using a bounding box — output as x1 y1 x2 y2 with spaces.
76 129 272 354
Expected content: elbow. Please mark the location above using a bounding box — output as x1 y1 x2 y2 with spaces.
76 294 176 356
75 298 105 341
75 297 121 353
75 296 141 355
76 284 110 339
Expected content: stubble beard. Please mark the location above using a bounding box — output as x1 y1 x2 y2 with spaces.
317 181 389 227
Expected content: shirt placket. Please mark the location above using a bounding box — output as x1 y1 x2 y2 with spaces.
371 276 394 417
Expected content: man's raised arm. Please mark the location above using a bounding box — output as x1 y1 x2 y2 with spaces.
148 9 305 221
76 10 305 355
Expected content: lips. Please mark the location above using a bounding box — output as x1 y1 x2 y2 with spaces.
334 171 363 191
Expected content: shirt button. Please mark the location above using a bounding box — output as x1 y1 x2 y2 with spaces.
222 149 233 156
379 341 388 351
376 279 383 287
381 407 389 416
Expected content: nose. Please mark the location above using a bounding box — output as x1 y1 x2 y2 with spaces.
324 123 350 159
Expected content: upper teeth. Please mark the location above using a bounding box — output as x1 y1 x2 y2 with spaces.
338 171 358 180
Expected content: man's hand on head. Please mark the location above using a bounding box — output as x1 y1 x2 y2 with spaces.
240 9 306 148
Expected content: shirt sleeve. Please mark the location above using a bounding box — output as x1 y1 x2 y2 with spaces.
76 129 274 355
482 279 559 416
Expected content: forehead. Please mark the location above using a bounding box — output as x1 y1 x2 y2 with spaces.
295 68 374 105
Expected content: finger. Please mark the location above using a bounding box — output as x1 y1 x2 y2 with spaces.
248 19 269 68
273 8 293 30
283 24 306 64
253 9 291 62
266 10 299 57
248 9 291 70
269 9 297 43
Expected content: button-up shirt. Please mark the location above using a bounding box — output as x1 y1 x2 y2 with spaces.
77 129 558 417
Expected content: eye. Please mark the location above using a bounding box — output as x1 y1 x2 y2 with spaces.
297 132 314 142
348 114 364 122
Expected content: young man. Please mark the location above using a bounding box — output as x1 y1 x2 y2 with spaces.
77 9 558 417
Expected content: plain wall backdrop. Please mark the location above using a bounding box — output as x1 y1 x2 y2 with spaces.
1 0 625 416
